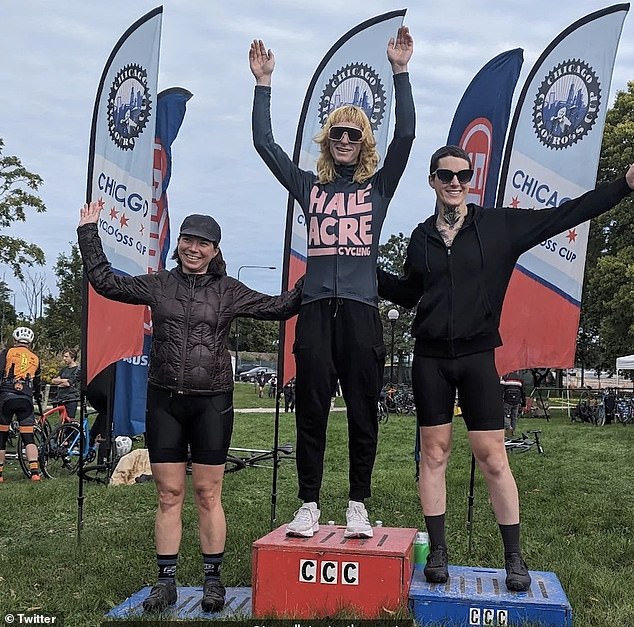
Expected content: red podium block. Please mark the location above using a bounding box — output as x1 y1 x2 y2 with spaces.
252 524 416 618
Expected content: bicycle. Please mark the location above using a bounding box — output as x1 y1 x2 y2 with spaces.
224 443 294 473
504 429 544 454
40 411 99 479
614 395 634 425
571 390 605 426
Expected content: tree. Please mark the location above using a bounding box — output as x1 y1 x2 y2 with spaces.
0 278 17 346
0 138 46 279
40 244 83 352
378 233 415 381
233 318 279 353
579 81 634 372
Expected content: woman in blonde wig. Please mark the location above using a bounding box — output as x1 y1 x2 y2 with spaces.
249 26 415 538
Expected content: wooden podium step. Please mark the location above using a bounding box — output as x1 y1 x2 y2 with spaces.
105 585 252 620
252 524 417 618
409 564 573 626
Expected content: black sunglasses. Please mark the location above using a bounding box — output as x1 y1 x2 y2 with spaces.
432 168 474 184
328 126 363 143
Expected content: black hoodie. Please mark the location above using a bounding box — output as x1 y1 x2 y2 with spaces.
379 177 632 358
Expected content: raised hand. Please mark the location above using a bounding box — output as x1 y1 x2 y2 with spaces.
79 199 103 226
387 26 413 73
249 39 275 86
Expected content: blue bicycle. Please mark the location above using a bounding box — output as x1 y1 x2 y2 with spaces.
40 413 97 479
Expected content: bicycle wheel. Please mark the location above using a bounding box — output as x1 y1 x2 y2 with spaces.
594 404 606 427
17 425 45 478
224 454 248 474
41 423 82 479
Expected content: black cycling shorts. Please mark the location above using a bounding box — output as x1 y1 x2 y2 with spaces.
412 350 503 431
146 386 234 465
0 395 35 427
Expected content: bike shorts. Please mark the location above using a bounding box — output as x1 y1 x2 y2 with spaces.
146 387 234 465
412 350 503 431
0 394 35 427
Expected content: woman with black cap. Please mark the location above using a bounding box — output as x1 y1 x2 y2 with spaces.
77 201 303 614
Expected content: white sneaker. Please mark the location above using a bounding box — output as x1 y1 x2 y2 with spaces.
344 500 373 538
286 502 320 537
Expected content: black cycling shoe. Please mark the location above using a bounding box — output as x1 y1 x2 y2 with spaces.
142 580 177 612
201 580 226 613
424 545 449 584
505 553 531 592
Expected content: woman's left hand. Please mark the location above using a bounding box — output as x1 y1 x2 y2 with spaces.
79 200 103 226
387 26 413 72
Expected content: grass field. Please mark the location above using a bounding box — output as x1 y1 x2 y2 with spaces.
1 384 633 626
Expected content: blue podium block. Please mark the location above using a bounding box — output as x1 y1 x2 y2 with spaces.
106 586 252 620
409 565 572 626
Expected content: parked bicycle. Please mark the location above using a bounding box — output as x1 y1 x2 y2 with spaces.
614 395 634 425
504 429 544 454
571 390 610 426
40 410 98 479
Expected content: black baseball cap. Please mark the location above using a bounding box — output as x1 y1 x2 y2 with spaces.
179 214 221 244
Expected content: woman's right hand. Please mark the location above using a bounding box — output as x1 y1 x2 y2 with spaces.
79 200 103 226
249 39 275 86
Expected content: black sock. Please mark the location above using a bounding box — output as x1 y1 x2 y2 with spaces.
157 554 178 583
424 514 447 550
203 552 224 583
499 523 521 556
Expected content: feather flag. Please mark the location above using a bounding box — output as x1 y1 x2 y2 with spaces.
495 4 629 375
447 49 523 208
82 7 162 385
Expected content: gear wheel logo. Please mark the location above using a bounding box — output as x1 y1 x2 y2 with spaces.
107 63 152 151
532 59 600 150
318 63 386 130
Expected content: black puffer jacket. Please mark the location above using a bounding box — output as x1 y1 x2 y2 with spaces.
78 223 302 395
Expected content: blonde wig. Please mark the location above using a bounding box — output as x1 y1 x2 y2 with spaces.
314 105 379 184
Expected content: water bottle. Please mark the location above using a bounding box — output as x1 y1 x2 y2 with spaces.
375 520 383 528
414 531 430 565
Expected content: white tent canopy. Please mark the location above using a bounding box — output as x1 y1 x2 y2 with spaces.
616 354 634 370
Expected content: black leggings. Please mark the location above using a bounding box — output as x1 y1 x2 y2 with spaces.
146 387 234 465
293 299 385 502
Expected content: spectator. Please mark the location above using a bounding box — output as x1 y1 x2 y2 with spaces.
268 375 277 399
0 327 42 482
501 375 525 436
51 348 80 419
256 371 266 398
283 378 296 413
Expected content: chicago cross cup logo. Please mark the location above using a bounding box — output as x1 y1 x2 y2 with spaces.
532 59 601 150
107 63 152 151
319 63 386 130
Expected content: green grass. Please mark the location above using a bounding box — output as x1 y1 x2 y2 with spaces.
1 397 633 626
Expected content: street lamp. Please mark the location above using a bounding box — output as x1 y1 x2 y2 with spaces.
387 308 399 383
235 265 276 379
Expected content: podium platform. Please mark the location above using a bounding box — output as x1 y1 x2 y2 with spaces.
409 564 573 626
106 586 252 620
252 524 417 618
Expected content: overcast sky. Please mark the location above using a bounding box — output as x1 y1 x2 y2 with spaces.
1 1 633 316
